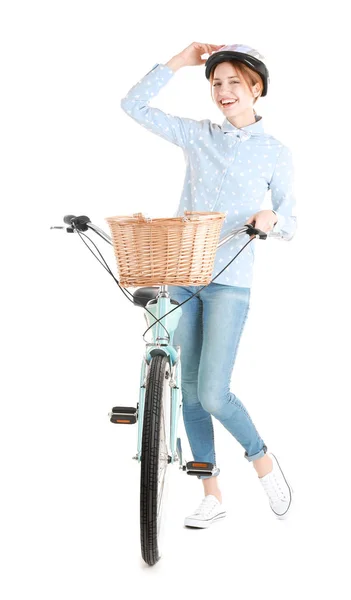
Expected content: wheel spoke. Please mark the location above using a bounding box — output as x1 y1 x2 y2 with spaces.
157 367 170 528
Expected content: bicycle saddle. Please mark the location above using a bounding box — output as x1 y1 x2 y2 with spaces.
132 287 180 309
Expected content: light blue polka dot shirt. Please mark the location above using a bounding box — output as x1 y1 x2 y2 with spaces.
120 63 297 288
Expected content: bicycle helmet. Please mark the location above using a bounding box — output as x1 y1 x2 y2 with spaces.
205 43 270 97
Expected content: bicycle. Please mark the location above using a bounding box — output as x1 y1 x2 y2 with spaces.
51 212 268 566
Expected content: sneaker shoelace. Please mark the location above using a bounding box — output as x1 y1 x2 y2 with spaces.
260 471 288 504
194 496 220 517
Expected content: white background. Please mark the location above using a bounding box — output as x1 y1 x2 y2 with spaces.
1 1 350 598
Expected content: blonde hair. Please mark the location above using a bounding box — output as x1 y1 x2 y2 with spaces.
209 61 264 106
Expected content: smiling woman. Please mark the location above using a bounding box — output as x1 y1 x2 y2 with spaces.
120 41 297 529
209 59 264 125
210 61 264 103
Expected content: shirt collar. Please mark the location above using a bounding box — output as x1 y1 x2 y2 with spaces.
221 114 265 140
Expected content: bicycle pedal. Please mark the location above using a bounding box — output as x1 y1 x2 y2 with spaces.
185 461 215 476
109 406 138 424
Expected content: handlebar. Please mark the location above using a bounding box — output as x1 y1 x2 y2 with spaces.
51 214 268 245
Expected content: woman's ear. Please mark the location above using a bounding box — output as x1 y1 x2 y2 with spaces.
253 84 260 97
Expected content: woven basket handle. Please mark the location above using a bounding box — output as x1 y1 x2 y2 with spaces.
184 210 201 220
132 212 147 221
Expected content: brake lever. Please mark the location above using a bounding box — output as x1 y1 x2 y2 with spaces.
245 224 267 240
50 226 75 233
50 215 91 233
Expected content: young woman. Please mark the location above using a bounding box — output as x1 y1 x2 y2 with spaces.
120 42 297 528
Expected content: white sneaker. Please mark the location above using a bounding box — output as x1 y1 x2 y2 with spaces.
184 494 227 528
258 452 294 519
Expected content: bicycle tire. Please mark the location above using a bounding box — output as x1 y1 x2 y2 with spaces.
140 354 170 566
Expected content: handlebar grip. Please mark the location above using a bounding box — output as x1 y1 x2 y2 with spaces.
64 215 76 224
63 215 91 231
245 224 267 240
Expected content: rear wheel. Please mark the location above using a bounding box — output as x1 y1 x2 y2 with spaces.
140 354 170 566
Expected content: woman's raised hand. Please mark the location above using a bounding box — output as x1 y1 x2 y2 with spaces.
176 42 226 67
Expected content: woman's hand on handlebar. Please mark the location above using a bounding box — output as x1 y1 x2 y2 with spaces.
245 210 277 235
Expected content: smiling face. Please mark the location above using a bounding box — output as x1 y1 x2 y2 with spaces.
211 61 261 127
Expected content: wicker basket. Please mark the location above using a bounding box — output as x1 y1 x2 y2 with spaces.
105 210 226 287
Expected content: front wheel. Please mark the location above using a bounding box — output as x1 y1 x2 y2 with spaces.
140 354 170 566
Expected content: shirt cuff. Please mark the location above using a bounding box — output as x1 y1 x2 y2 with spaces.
144 63 160 76
271 210 286 233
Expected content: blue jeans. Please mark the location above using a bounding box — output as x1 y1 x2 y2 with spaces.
167 282 267 479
